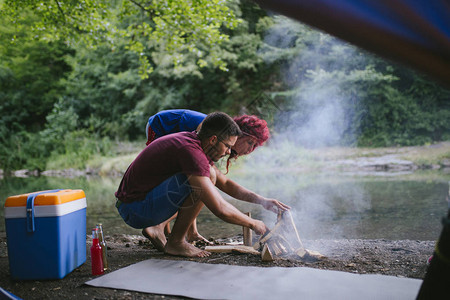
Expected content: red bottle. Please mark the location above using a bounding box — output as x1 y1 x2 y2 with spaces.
90 228 104 275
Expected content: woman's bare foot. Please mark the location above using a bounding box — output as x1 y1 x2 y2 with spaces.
142 226 166 252
187 232 213 245
165 239 211 258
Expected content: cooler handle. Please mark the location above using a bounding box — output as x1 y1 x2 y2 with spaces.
26 189 62 233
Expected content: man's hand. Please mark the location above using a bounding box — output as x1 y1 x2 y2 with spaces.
261 198 291 214
252 219 269 235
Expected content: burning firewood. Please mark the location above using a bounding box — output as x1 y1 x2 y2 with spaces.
254 210 325 261
243 212 253 246
206 210 324 262
261 244 274 261
204 245 260 255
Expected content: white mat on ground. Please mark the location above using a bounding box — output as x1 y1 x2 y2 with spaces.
85 259 422 299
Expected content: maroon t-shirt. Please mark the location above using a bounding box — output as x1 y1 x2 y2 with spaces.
115 131 213 203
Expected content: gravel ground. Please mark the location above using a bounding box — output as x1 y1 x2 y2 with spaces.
0 233 435 299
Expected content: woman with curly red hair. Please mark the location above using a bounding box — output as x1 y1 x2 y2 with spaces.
226 114 270 171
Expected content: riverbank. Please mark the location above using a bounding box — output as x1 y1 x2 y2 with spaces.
0 233 435 299
1 142 450 178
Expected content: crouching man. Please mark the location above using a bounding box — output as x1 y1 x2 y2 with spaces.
115 112 288 257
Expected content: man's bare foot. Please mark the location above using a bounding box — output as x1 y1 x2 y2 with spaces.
165 240 211 258
142 226 166 252
187 232 213 245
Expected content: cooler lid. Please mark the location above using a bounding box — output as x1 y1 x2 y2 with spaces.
5 189 86 207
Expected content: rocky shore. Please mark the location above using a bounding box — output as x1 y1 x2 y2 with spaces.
2 142 449 178
3 156 450 179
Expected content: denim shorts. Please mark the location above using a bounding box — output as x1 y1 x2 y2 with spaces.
117 173 192 229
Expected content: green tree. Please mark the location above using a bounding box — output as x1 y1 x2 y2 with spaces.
1 0 241 78
0 12 74 171
60 41 146 139
131 0 279 115
0 12 74 132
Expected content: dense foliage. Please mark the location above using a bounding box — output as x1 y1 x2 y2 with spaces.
0 0 449 171
1 0 239 77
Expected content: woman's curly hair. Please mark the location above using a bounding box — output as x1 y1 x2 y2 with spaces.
225 115 270 173
234 115 270 146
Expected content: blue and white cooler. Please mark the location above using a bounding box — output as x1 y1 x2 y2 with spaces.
4 189 87 280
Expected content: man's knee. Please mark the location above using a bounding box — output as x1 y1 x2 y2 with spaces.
209 166 217 185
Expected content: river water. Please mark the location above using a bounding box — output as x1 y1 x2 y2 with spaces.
1 170 449 241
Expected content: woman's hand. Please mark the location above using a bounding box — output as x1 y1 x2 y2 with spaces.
261 198 291 214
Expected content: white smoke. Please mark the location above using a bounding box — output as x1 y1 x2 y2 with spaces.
232 15 372 248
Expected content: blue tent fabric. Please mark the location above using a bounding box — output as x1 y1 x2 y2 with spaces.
254 0 450 86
